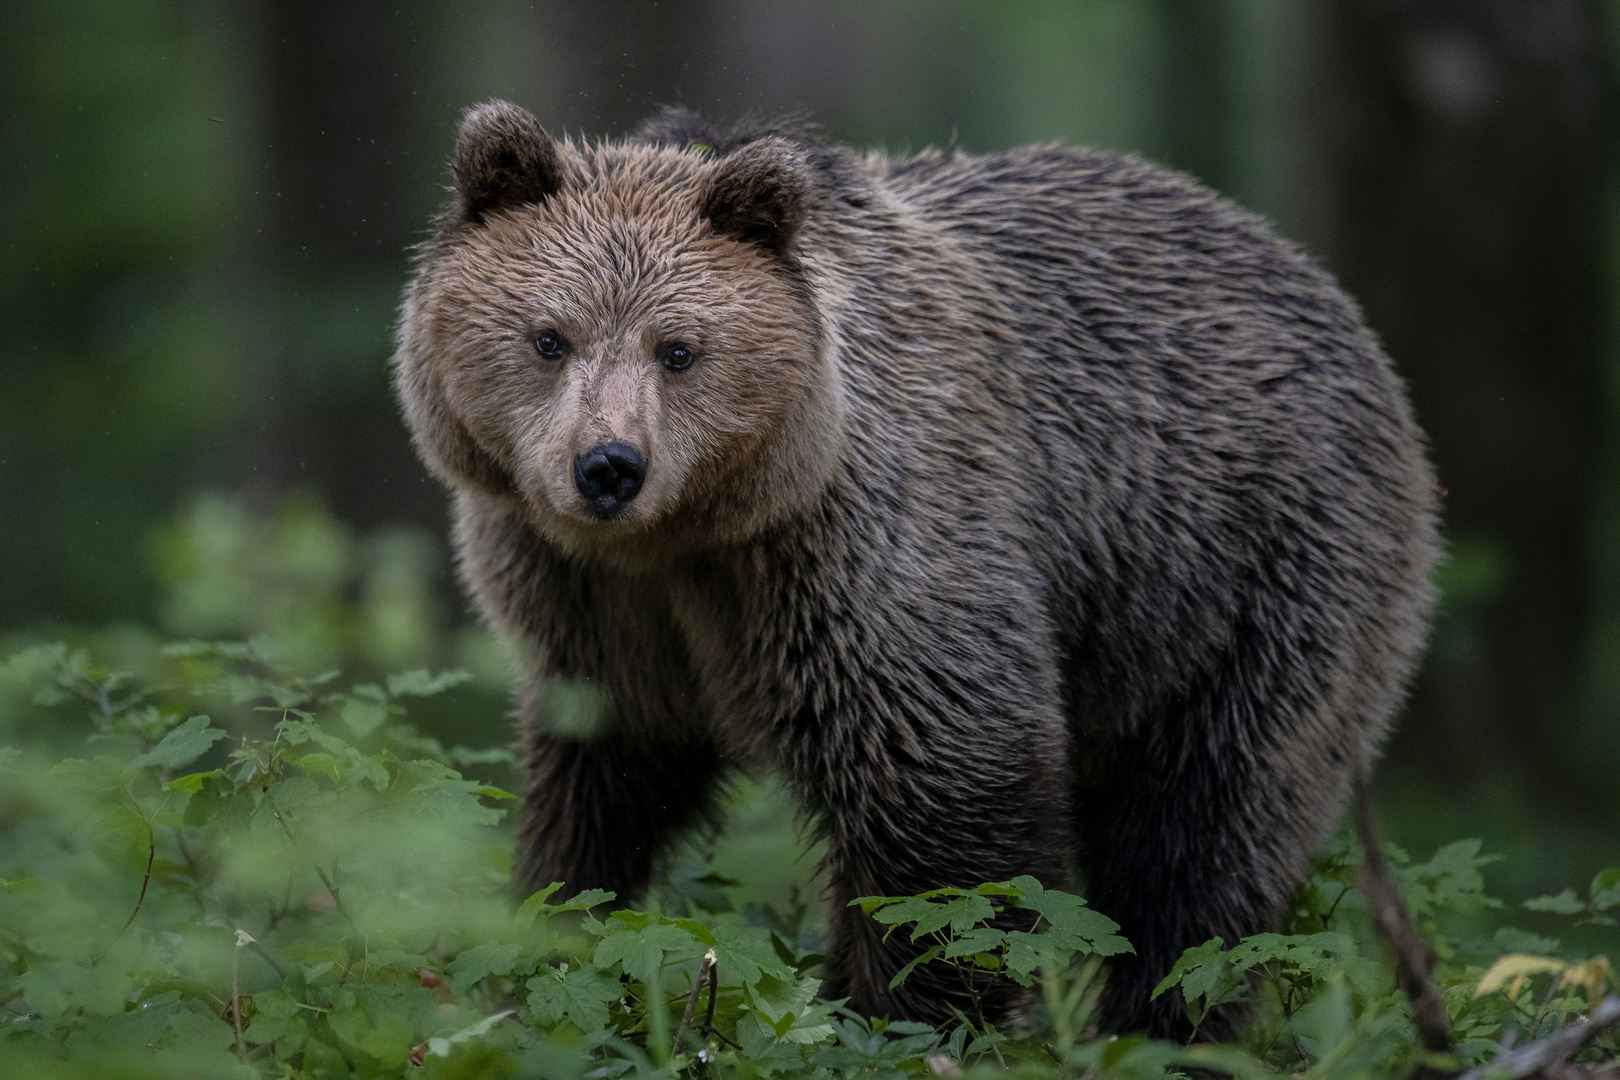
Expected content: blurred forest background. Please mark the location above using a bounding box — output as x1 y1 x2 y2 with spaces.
2 0 1617 911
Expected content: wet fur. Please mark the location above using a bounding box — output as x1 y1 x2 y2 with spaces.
393 102 1439 1039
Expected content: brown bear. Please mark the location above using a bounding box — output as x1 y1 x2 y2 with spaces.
392 100 1439 1040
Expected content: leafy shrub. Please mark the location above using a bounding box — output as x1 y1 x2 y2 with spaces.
3 638 1614 1080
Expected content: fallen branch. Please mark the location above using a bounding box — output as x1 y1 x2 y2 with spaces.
1352 786 1455 1077
1455 997 1620 1080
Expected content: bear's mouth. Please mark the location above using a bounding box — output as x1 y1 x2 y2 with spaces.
579 492 636 521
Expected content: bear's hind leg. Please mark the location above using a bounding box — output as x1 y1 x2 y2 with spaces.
1073 663 1365 1042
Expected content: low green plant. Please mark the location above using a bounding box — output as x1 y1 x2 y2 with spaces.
1 639 1615 1079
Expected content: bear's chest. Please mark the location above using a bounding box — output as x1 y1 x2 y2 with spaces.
660 554 791 763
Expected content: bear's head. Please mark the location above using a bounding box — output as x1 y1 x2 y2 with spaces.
394 100 843 564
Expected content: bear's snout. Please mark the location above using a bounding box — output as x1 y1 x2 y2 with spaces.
573 442 647 518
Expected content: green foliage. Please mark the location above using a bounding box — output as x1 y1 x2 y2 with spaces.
2 639 1616 1078
1148 832 1617 1078
852 878 1131 1066
1524 867 1620 926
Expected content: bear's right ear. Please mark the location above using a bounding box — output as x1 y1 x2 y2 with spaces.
451 100 564 225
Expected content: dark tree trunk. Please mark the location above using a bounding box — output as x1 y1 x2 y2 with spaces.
1291 0 1611 800
237 0 445 532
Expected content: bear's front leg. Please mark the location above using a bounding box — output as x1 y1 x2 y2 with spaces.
783 680 1072 1026
515 727 728 903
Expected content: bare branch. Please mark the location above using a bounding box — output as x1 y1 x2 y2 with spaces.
1455 997 1620 1080
1352 786 1454 1075
674 948 717 1057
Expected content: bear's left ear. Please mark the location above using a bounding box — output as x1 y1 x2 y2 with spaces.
699 138 811 257
451 100 565 225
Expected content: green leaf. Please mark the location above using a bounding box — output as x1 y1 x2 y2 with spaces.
340 698 389 736
387 669 473 698
1590 867 1620 911
560 888 615 911
593 921 698 985
131 715 226 771
1153 937 1225 1000
711 924 796 986
526 966 622 1034
887 946 943 989
746 974 834 1044
516 883 566 926
865 891 996 940
50 754 134 791
1006 876 1132 956
1524 888 1586 915
447 942 523 994
242 988 300 1046
426 1009 516 1058
940 926 1007 960
164 769 219 794
291 751 342 782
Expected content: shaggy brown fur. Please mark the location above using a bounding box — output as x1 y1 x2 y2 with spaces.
393 100 1440 1040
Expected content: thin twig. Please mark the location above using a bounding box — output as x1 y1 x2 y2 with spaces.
1277 978 1312 1066
93 829 155 965
1352 786 1454 1076
230 942 246 1061
1321 883 1351 930
675 949 717 1057
702 958 720 1031
696 956 739 1049
1454 997 1620 1080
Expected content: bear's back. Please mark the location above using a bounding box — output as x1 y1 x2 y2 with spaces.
873 144 1437 735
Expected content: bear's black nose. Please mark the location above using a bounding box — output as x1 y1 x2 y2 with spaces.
573 442 647 517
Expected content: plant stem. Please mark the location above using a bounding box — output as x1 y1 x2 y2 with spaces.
93 827 155 965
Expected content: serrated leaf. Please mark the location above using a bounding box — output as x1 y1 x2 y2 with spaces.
593 922 697 985
887 945 943 989
447 942 522 994
527 968 620 1034
941 926 1006 960
132 716 226 771
711 924 796 986
1153 937 1225 1000
560 888 614 911
516 883 565 927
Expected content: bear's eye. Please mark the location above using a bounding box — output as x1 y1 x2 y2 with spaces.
658 341 695 373
534 329 569 360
